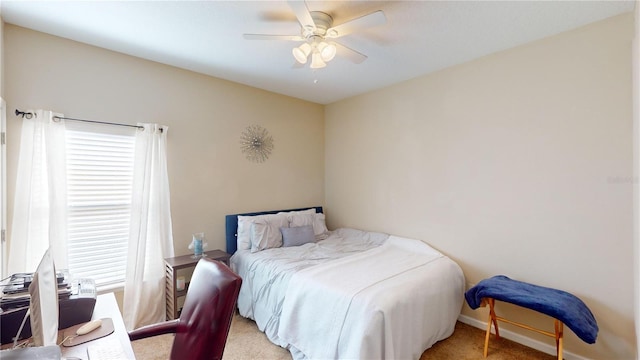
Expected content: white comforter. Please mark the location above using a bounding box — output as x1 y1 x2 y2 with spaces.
231 228 465 360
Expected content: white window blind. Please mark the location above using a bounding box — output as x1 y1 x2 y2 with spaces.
65 128 135 289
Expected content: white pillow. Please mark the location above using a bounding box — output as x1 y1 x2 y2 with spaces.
237 215 255 251
289 212 315 228
289 211 328 239
313 213 329 239
279 208 315 217
249 213 290 253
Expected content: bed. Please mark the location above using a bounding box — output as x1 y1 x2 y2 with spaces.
226 207 465 360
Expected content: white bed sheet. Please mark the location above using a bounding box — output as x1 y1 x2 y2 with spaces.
230 228 465 359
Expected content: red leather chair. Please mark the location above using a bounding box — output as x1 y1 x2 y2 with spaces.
128 258 242 360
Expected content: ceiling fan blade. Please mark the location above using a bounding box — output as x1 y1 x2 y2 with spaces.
243 34 304 41
334 42 367 64
326 10 386 38
287 0 316 31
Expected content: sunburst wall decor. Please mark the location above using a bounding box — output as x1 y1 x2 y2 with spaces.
240 125 274 163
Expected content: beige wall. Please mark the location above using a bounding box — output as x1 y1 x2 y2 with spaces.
0 18 4 278
4 24 324 260
326 13 635 359
1 18 4 97
634 3 639 359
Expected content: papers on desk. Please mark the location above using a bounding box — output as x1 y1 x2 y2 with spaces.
1 272 72 311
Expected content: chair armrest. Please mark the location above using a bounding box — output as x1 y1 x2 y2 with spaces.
128 319 180 341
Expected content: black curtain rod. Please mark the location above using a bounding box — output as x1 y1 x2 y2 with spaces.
15 109 146 131
54 116 144 130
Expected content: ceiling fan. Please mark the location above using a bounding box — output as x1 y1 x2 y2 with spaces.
243 1 386 69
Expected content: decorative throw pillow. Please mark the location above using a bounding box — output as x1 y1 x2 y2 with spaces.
281 225 315 247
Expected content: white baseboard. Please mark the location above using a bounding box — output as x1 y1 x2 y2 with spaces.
457 314 591 360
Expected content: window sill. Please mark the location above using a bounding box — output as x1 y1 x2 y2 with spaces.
97 283 124 295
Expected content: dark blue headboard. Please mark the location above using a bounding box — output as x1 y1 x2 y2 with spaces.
225 206 323 255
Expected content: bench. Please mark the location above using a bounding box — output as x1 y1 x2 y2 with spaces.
465 275 598 359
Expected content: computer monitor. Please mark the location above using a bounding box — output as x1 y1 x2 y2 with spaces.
28 249 59 346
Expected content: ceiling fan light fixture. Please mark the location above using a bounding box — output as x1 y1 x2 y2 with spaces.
310 52 326 69
292 43 311 64
318 42 336 62
244 5 387 70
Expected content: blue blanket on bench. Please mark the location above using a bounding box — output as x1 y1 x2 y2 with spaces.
465 275 598 344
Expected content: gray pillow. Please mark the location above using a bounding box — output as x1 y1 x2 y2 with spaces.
281 225 315 247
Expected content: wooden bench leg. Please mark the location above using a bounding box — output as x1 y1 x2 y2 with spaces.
484 298 500 358
555 320 564 360
482 298 565 359
489 299 500 340
484 311 492 358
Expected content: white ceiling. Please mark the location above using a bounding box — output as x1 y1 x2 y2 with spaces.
1 1 635 104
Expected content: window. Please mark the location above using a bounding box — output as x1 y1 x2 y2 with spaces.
65 126 136 290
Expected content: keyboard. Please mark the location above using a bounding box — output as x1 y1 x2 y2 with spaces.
86 339 128 360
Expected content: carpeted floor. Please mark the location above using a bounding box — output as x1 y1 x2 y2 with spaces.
131 314 555 360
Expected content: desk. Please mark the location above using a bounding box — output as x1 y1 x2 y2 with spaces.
1 293 135 359
60 293 135 359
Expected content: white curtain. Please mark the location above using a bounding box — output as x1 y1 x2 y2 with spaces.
123 123 174 330
8 110 68 274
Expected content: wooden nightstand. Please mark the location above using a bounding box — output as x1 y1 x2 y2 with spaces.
164 249 231 320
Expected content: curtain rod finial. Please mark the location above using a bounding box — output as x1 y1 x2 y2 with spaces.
15 109 34 119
